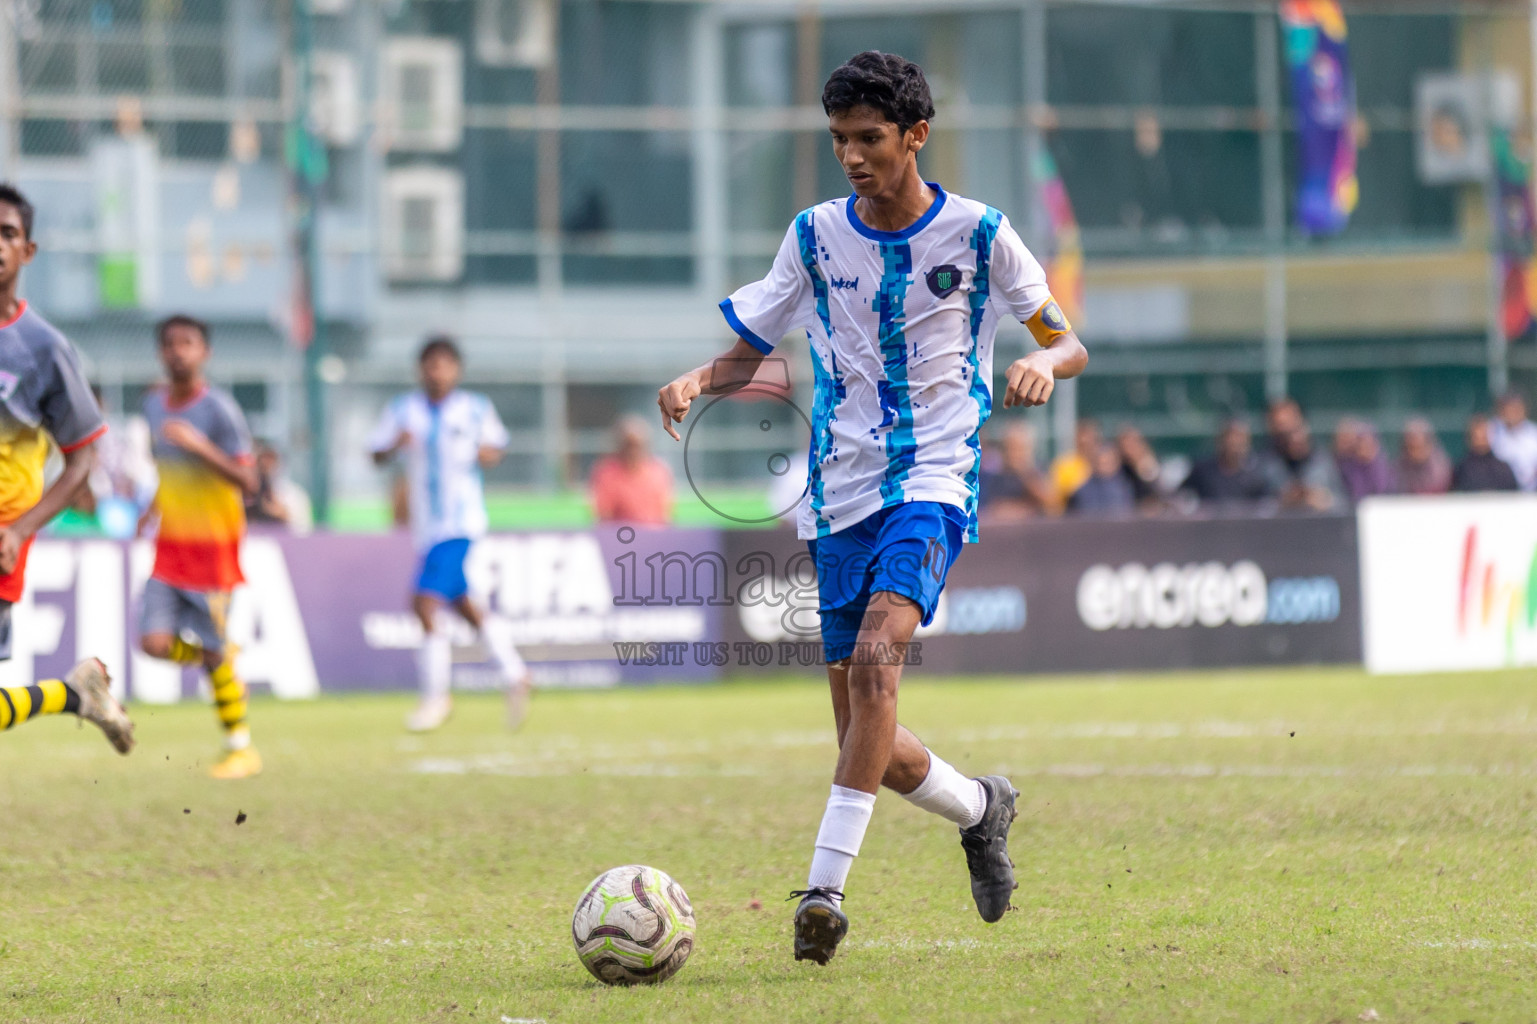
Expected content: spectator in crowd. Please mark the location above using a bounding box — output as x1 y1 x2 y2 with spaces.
1050 418 1101 507
1335 418 1396 503
1114 424 1164 510
979 420 1057 523
1181 418 1272 506
246 441 314 535
1067 442 1135 515
591 415 674 525
1260 415 1344 512
1452 414 1520 493
1264 397 1304 461
1395 417 1451 495
1489 390 1537 492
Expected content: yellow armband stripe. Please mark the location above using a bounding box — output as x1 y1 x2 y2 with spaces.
1025 297 1072 347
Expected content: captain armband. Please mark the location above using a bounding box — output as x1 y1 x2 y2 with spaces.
1024 297 1073 347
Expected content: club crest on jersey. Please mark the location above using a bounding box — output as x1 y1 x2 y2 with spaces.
1040 301 1068 332
0 371 16 402
925 264 963 298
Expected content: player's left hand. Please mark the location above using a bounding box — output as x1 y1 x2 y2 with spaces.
0 526 21 576
162 419 211 454
1003 352 1055 408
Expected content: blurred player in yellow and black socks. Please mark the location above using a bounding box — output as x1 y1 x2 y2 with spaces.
0 182 134 752
138 315 262 779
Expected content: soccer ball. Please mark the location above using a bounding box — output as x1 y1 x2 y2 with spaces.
571 864 695 985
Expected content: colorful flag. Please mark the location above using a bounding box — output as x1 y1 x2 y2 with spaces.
1033 146 1084 327
1491 128 1537 339
1280 1 1359 236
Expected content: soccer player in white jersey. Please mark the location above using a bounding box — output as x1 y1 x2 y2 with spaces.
370 336 532 733
658 52 1088 964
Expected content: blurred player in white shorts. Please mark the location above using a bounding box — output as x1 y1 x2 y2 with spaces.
369 336 532 732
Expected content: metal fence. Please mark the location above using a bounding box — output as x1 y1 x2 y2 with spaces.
1 0 1533 518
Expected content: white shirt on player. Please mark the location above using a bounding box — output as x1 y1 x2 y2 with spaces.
720 183 1064 542
368 389 510 551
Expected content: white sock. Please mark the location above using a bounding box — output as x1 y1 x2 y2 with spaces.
901 750 987 828
416 624 452 701
806 785 877 892
482 616 527 683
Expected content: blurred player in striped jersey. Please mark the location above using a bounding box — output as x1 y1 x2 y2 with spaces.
658 52 1088 964
369 336 532 733
138 315 263 778
0 182 133 752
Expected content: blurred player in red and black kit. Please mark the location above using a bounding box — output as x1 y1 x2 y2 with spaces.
0 182 134 751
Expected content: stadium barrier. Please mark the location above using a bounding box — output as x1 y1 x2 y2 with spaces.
8 528 724 702
10 513 1370 701
723 515 1362 675
1358 494 1537 674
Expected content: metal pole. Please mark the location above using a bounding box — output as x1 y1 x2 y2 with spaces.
535 3 566 487
0 1 18 172
1021 0 1075 456
1256 10 1289 403
294 0 331 520
691 4 725 305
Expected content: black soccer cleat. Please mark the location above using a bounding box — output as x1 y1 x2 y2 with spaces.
789 888 849 965
959 775 1020 923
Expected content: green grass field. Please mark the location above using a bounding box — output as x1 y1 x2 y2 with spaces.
4 668 1537 1023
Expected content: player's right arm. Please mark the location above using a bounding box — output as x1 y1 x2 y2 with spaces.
0 336 107 574
368 397 411 466
659 221 814 441
657 338 769 441
0 442 95 574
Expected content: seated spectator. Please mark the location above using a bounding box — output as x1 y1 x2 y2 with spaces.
1181 419 1272 505
1067 443 1135 515
980 421 1057 523
1050 418 1101 508
1259 419 1344 512
591 415 674 525
1489 391 1537 491
1395 417 1451 495
1331 417 1362 470
1264 397 1304 461
1452 414 1520 493
1335 419 1396 503
247 441 314 535
1115 425 1164 510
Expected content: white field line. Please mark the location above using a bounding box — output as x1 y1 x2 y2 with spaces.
950 718 1537 742
402 717 1537 778
410 754 1537 780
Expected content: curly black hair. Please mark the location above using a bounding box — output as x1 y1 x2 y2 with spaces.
419 333 462 365
0 182 35 240
821 51 935 134
157 314 212 347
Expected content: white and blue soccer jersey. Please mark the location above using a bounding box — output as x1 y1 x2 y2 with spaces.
720 184 1070 542
368 390 510 552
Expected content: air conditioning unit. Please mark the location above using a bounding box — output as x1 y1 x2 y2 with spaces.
310 52 360 147
475 0 554 68
383 166 464 282
382 37 463 152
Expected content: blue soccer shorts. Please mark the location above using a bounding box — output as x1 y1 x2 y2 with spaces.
807 501 967 664
415 538 473 602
